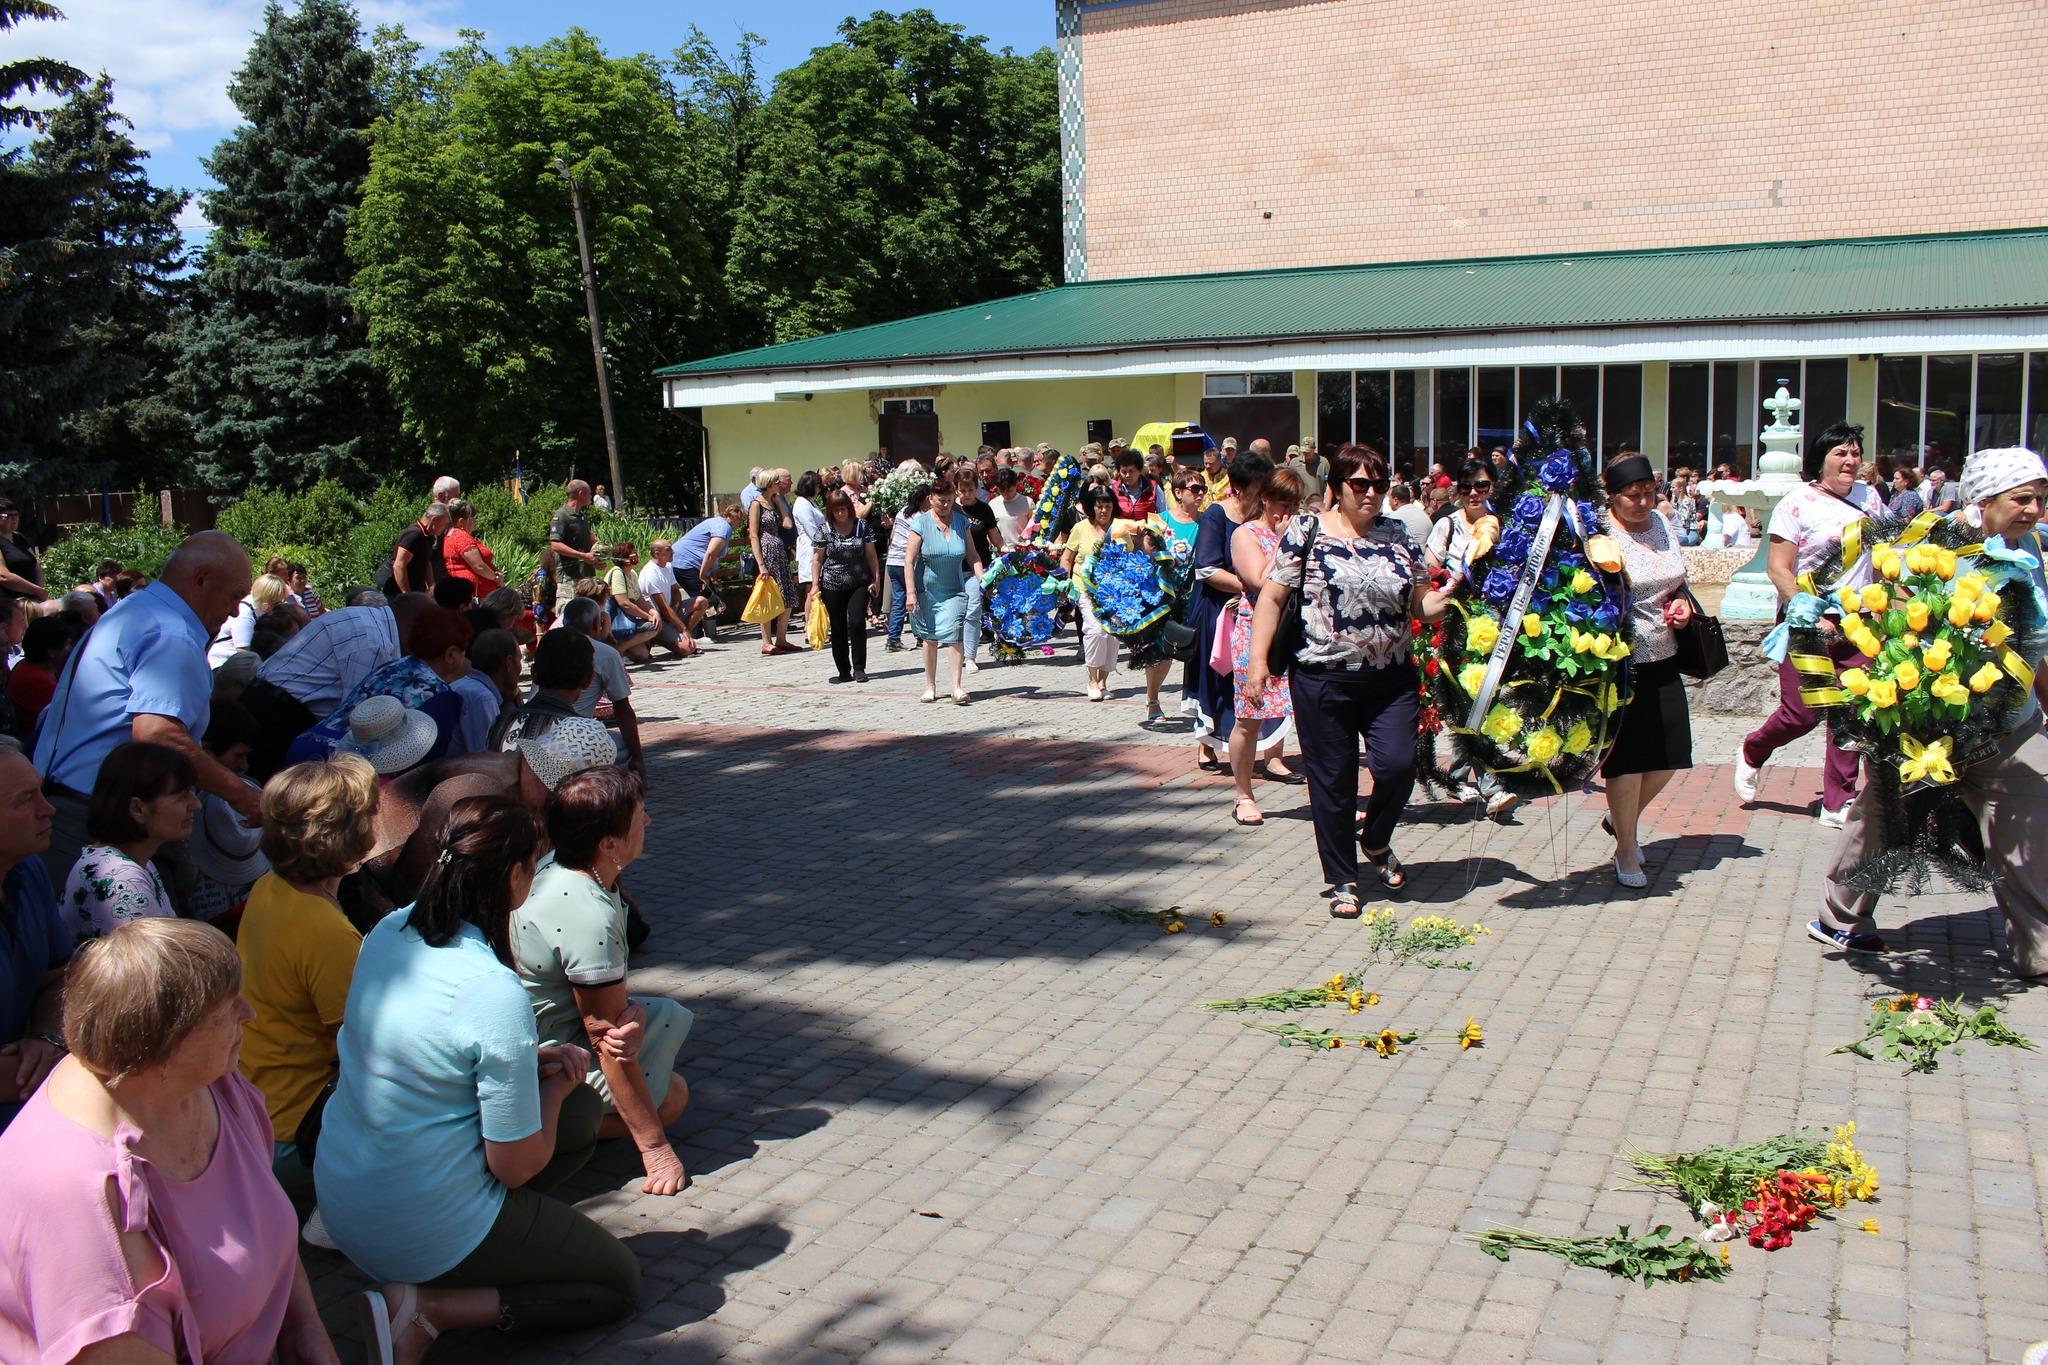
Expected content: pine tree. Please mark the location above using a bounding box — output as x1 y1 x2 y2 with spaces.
27 76 192 489
0 0 85 488
172 0 410 491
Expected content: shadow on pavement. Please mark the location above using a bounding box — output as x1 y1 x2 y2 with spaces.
1829 903 2034 1004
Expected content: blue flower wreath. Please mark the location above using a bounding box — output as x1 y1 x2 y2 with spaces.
1537 450 1578 493
1086 540 1173 637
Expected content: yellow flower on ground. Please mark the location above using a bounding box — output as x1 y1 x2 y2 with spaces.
1983 618 2013 648
1969 661 2002 693
1458 662 1488 697
1839 667 1871 696
1561 721 1592 755
1905 599 1930 632
1326 1037 1343 1049
1866 678 1899 708
1348 990 1364 1014
1365 992 1379 1007
1163 919 1185 934
1893 661 1921 692
1481 705 1523 744
1521 612 1544 639
1458 1018 1483 1050
1376 1029 1400 1057
1861 1219 1880 1235
1570 569 1596 594
1525 728 1563 764
1920 637 1951 672
1208 911 1227 927
1466 615 1500 655
1929 672 1968 706
1719 1244 1731 1266
1860 583 1891 614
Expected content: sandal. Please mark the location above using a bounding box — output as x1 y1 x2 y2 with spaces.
1362 845 1407 891
918 689 936 703
361 1285 437 1365
1328 884 1363 919
1232 797 1264 826
951 690 970 705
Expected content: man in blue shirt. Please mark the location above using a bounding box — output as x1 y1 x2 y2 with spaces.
32 531 259 890
0 745 65 1131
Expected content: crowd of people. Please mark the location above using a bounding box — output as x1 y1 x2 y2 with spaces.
0 470 709 1363
0 421 2041 1359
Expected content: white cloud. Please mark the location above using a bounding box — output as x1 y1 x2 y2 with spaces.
1 0 473 165
175 198 212 233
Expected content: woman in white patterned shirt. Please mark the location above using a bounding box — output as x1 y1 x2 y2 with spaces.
63 740 198 944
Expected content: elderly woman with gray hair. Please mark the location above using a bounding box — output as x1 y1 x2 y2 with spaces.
747 467 798 655
1812 446 2048 972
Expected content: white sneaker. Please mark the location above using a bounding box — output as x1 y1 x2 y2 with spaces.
302 1206 339 1251
964 659 979 673
1485 789 1519 820
1732 747 1761 804
1818 803 1849 830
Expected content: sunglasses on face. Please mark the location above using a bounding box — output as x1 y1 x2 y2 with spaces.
1345 477 1391 496
1460 481 1493 493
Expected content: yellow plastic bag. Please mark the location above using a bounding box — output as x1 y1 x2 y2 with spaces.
805 590 829 650
740 575 784 624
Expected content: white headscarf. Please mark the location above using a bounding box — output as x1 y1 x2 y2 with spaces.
1959 446 2048 508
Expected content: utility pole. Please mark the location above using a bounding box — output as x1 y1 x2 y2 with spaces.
554 157 626 510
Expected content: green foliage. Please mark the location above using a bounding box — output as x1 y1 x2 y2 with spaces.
215 479 364 557
1834 995 2035 1074
725 9 1057 344
41 518 186 588
172 0 412 492
1472 1225 1731 1286
350 28 715 489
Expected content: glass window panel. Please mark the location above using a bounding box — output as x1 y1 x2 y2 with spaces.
1711 361 1744 477
1355 371 1391 457
1667 363 1709 474
1601 364 1642 461
2030 354 2048 455
1316 372 1353 449
1248 372 1294 396
1804 359 1848 432
1203 373 1247 397
1560 366 1600 445
1924 355 1970 475
1517 366 1556 414
1974 353 2024 452
1877 357 1922 469
1476 368 1514 449
1433 368 1471 465
1394 370 1421 480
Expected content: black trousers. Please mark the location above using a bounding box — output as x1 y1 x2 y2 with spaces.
241 679 318 782
1290 662 1419 889
821 584 871 678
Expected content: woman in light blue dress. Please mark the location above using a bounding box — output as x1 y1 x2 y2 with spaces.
903 479 986 704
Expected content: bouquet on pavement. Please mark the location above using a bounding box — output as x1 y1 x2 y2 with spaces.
1423 397 1634 796
1781 510 2047 892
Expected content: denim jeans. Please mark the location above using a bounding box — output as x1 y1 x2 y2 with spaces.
887 564 908 644
961 573 983 657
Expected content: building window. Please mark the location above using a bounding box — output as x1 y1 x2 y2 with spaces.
2031 354 2048 455
1923 355 1971 476
1601 365 1642 460
1877 357 1921 467
1204 372 1292 397
1975 353 2024 452
1476 368 1514 448
1316 372 1352 447
1518 366 1556 412
1355 371 1391 458
1667 363 1708 473
1803 359 1849 432
1433 368 1471 463
880 398 934 415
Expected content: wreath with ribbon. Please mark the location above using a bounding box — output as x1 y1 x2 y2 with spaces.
1780 509 2047 894
981 454 1085 657
1421 397 1635 797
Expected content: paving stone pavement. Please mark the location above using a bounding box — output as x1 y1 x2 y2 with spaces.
303 629 2048 1364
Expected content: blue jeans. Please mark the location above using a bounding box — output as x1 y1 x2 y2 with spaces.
887 565 908 644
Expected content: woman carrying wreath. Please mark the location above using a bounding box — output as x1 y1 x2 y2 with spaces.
1247 444 1455 917
1598 455 1695 889
1814 446 2048 972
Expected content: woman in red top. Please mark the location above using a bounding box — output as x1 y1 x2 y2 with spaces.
442 502 504 596
7 615 78 738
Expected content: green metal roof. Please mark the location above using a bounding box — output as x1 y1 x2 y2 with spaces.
656 228 2048 379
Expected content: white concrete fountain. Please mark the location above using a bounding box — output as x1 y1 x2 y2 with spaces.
1699 380 1805 622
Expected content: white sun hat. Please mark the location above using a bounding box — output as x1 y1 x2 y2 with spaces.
335 694 438 775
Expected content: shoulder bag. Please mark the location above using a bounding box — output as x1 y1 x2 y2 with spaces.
1657 512 1728 679
1265 515 1318 676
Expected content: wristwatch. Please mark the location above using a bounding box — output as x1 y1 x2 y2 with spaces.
34 1031 65 1052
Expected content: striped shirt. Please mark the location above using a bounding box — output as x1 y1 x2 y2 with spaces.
254 606 399 714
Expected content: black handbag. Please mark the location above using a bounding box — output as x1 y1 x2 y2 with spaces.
1265 515 1317 675
1672 588 1728 679
294 1079 336 1169
1158 617 1198 662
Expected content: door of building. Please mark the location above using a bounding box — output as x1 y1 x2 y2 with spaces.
1199 396 1300 454
878 399 940 467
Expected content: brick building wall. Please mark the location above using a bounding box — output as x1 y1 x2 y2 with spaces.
1075 0 2048 280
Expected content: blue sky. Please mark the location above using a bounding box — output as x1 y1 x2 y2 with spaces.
2 1 1054 231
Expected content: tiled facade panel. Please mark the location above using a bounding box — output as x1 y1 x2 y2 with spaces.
1077 0 2048 280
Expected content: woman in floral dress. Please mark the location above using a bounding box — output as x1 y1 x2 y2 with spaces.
63 740 198 943
1227 467 1305 825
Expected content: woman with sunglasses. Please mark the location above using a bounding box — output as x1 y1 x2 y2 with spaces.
1420 457 1519 820
1599 455 1695 888
1247 445 1454 917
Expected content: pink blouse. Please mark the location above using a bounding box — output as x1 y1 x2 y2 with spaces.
0 1071 298 1363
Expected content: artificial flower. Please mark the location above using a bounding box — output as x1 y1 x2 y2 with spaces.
1947 599 1975 629
1900 631 1920 651
1466 515 1500 564
1898 735 1955 785
1525 728 1562 764
1537 450 1577 492
1934 547 1958 579
1521 612 1543 638
1860 583 1891 614
1568 627 1596 655
1905 599 1930 632
1920 637 1951 671
1163 919 1186 934
1983 618 2013 647
1458 663 1488 697
1481 705 1523 744
1570 569 1595 594
1904 545 1931 575
1893 661 1921 692
1326 1037 1343 1049
1928 671 1969 706
1953 572 1986 602
1974 591 2003 623
1865 678 1899 708
1836 586 1864 614
1466 615 1500 654
1969 661 2002 693
1839 667 1871 696
1877 552 1904 581
1583 535 1623 573
1561 721 1593 755
1481 567 1518 607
